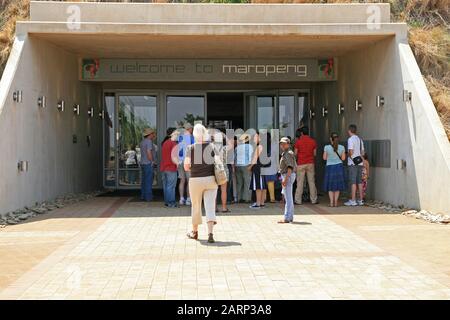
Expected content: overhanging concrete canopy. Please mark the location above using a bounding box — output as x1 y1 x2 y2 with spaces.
18 22 403 59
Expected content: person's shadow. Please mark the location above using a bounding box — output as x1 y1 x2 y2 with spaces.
199 240 242 247
291 221 312 225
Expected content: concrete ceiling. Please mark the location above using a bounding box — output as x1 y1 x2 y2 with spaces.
31 33 391 59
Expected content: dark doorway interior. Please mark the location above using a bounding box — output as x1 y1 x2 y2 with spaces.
207 92 244 130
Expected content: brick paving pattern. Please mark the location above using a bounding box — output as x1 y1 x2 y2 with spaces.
0 196 449 300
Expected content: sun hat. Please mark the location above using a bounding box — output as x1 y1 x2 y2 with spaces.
279 137 290 144
143 128 155 137
239 133 251 142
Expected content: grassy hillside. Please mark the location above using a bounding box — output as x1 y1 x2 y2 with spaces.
0 0 449 138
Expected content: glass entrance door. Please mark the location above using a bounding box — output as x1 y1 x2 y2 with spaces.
117 95 158 188
245 90 309 138
166 94 206 128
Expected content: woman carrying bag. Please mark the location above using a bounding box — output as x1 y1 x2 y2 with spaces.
184 124 226 243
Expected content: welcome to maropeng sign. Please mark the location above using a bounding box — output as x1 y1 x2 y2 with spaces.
80 58 337 82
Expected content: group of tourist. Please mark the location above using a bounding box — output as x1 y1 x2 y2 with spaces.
139 123 370 242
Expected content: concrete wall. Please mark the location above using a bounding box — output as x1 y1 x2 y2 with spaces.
0 36 103 214
310 36 450 214
30 1 391 24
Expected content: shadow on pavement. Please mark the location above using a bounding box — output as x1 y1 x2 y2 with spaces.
198 240 242 247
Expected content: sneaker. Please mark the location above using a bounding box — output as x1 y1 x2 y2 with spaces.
344 200 357 206
357 200 364 206
185 198 192 206
179 198 186 205
249 203 261 209
294 201 302 205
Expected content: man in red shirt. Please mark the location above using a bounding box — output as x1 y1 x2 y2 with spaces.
161 128 179 208
294 126 318 204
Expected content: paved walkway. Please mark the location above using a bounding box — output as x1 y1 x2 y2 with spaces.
0 196 449 300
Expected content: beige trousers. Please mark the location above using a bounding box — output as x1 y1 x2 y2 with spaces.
294 163 318 204
189 176 218 225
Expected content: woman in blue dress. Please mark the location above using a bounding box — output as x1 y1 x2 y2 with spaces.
323 132 346 207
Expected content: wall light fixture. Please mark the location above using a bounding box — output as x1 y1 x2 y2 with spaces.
87 106 94 118
376 96 385 108
73 104 80 115
57 100 65 112
38 96 47 108
13 90 23 103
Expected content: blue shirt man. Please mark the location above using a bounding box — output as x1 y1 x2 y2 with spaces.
235 143 253 167
140 128 156 202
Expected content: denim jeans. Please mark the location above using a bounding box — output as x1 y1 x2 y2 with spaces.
281 173 296 222
162 171 178 206
141 164 154 201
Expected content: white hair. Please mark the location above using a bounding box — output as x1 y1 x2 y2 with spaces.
192 123 208 142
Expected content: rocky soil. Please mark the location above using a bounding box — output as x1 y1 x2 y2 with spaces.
0 190 103 228
365 199 450 225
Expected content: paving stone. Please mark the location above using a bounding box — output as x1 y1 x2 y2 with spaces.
0 197 449 300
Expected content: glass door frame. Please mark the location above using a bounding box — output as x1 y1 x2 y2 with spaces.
102 90 161 190
163 91 208 129
244 89 311 134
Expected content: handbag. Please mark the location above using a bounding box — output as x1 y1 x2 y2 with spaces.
212 145 228 186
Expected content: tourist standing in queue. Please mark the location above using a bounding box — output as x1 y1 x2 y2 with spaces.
231 136 238 204
213 130 231 213
262 131 279 203
235 132 253 203
161 128 179 208
140 128 157 202
323 132 346 207
278 137 297 223
185 124 218 243
178 123 194 206
249 132 267 209
362 153 370 201
345 124 365 206
294 126 318 205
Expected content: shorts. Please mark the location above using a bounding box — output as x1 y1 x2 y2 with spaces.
177 163 190 180
348 165 363 185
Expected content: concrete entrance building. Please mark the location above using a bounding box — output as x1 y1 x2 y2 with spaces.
0 2 449 214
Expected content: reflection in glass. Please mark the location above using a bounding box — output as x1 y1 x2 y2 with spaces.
279 95 295 138
118 95 157 187
257 96 275 130
298 93 309 129
104 94 116 186
166 96 205 128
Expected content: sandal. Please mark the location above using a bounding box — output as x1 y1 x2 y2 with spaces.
221 208 231 213
187 231 198 240
208 233 215 243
